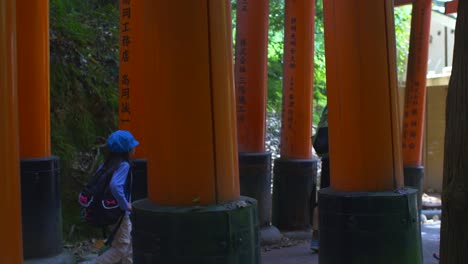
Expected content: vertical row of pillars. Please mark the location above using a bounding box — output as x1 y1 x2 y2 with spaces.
234 0 318 235
125 3 428 263
0 0 432 262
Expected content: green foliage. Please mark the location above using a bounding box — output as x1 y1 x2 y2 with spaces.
50 0 119 241
313 0 327 123
265 0 327 124
394 5 413 82
267 0 286 113
265 0 412 124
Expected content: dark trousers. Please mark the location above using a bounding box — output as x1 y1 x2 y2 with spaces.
320 157 330 189
310 156 330 227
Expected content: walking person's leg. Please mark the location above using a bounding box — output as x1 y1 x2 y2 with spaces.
311 157 330 252
95 216 132 264
310 205 319 252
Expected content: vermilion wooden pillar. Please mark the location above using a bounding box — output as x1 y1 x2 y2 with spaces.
0 0 23 262
402 0 432 212
119 0 148 200
119 0 146 158
17 0 50 159
16 0 69 261
319 0 422 263
272 0 317 231
279 0 314 161
324 0 403 192
132 1 259 262
235 0 278 242
235 0 269 154
142 0 239 205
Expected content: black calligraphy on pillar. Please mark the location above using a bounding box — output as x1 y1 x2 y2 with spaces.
289 18 297 69
402 4 429 153
235 0 249 124
240 0 248 12
237 35 248 122
287 17 297 130
119 0 132 124
121 74 130 99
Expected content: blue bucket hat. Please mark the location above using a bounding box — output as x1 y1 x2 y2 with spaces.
106 130 139 153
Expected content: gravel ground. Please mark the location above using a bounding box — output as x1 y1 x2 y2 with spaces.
71 235 308 262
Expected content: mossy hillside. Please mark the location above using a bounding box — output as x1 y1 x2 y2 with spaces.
50 0 119 241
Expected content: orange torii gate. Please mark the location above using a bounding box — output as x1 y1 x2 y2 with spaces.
401 0 432 212
118 0 148 201
131 1 259 263
272 0 317 232
16 0 70 262
320 0 422 263
234 0 280 242
3 0 457 262
394 0 457 211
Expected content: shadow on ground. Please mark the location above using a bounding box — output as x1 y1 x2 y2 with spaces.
261 222 441 264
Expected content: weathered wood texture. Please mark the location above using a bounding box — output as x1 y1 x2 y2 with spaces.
440 1 468 263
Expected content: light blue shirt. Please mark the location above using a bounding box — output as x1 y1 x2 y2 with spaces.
109 162 131 215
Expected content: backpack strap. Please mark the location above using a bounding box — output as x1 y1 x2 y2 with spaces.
105 215 125 246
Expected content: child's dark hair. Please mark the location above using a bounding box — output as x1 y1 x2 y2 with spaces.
103 150 131 173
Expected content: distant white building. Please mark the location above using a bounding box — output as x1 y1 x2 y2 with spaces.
428 5 457 75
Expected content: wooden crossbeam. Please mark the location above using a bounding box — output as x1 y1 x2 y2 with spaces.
395 0 413 6
394 0 458 15
445 0 458 14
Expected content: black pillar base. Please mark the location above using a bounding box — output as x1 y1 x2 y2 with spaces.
404 166 424 211
238 152 272 227
21 156 64 260
132 197 260 264
132 159 148 201
272 158 318 230
318 188 423 264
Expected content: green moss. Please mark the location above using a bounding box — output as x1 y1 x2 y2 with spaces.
50 0 119 242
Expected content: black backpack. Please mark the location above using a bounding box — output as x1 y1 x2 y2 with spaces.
79 164 132 227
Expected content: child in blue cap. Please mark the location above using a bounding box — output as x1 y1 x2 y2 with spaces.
82 130 139 264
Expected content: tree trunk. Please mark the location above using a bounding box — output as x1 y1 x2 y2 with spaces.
440 1 468 263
